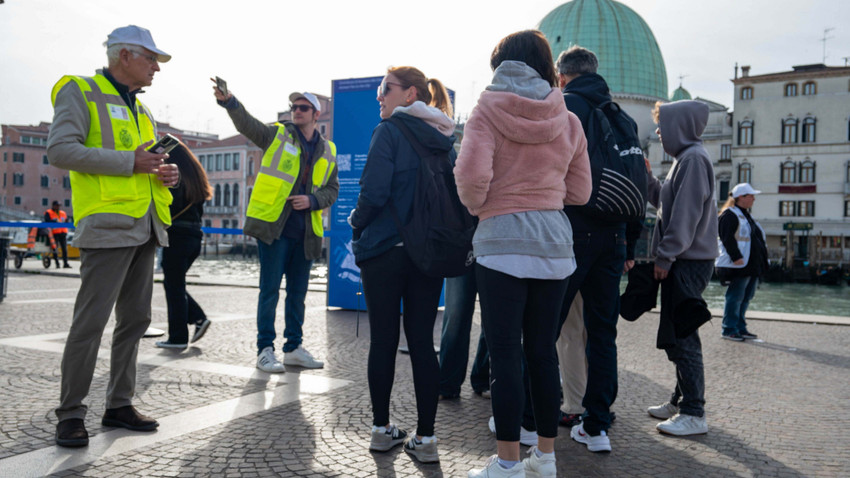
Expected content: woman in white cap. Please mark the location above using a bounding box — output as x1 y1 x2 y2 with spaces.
715 183 768 341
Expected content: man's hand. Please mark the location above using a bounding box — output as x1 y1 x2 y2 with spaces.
653 263 669 281
134 141 169 174
287 195 311 211
644 157 652 173
733 258 745 266
211 78 233 102
623 259 635 274
156 163 180 188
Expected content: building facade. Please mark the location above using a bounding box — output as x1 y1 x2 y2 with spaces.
731 64 850 265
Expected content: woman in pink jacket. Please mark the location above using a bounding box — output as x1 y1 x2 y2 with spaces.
457 30 592 478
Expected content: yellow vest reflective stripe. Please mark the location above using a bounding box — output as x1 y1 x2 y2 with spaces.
246 125 336 237
50 74 172 226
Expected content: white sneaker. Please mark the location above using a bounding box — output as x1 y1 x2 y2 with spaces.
487 416 538 447
256 346 285 373
647 401 679 420
468 455 526 477
369 423 407 451
283 345 324 369
656 413 708 436
570 422 611 452
522 446 555 478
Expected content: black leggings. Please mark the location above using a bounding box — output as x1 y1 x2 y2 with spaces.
476 263 568 441
360 247 443 436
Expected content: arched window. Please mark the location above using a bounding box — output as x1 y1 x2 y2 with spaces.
233 183 239 207
738 120 754 145
738 161 752 184
802 117 816 143
248 159 254 176
784 83 798 96
214 184 221 206
802 81 816 95
799 159 815 183
781 160 796 183
224 184 231 206
740 86 753 100
781 117 798 144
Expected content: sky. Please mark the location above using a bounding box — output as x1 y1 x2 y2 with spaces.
1 0 848 140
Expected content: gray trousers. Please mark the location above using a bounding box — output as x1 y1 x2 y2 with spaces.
56 239 156 422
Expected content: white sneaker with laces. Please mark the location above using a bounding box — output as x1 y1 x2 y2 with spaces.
468 455 526 478
647 401 679 420
570 422 611 452
283 345 324 369
656 413 708 436
522 446 555 478
256 346 285 373
488 416 538 447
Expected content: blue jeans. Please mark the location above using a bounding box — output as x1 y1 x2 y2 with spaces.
257 236 313 353
722 275 759 336
439 268 490 397
558 226 626 436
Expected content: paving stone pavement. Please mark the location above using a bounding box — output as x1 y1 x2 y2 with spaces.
0 271 848 477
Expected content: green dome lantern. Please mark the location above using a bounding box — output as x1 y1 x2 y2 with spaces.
670 85 692 101
538 0 668 99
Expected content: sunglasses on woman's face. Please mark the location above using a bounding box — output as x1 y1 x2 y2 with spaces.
377 80 406 97
290 104 314 113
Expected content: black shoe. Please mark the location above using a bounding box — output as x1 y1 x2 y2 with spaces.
438 393 459 401
63 263 72 269
722 333 744 342
740 331 758 340
56 418 89 447
102 406 159 431
559 411 583 428
191 319 212 343
55 263 61 269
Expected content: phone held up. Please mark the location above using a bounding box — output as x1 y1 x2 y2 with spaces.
215 76 228 97
147 133 180 155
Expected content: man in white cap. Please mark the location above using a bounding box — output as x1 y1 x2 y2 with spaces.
213 85 338 372
47 25 179 447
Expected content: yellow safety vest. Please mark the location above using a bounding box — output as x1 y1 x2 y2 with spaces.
246 124 336 237
50 73 172 227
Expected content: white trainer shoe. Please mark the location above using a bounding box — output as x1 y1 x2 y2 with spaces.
488 416 538 447
256 346 285 373
468 455 526 477
570 422 611 452
656 413 708 436
522 446 555 478
283 345 324 369
647 401 679 420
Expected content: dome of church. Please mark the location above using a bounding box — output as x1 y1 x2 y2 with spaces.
670 85 692 101
538 0 668 99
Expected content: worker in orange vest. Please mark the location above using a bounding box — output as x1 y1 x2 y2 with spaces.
44 200 71 268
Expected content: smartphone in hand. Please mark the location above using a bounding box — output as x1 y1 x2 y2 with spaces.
148 133 180 155
215 76 228 97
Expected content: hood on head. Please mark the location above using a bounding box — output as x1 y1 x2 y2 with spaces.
658 100 709 157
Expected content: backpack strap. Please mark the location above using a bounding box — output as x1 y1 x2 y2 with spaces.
383 115 430 233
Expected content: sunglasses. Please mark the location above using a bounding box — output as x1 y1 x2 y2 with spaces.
290 104 314 113
377 80 406 97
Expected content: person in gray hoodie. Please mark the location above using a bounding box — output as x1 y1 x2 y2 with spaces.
644 100 718 437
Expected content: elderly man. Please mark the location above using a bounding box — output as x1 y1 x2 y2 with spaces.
214 87 338 372
47 25 179 447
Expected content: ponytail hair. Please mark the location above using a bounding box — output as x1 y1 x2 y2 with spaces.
718 194 737 215
387 66 454 118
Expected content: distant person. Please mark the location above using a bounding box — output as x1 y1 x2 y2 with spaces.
214 85 339 372
349 66 456 464
644 100 718 437
716 183 767 341
44 201 71 268
458 30 591 477
156 144 213 349
47 25 179 447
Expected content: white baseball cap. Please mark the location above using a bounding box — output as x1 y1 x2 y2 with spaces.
731 183 761 198
106 25 171 63
289 92 321 112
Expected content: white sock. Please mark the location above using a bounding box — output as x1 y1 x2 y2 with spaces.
372 425 387 433
498 458 519 469
534 448 554 458
418 435 437 443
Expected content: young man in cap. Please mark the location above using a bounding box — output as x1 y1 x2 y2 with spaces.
213 86 338 372
47 25 179 447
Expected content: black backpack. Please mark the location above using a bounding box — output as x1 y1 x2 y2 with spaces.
386 116 476 279
566 92 647 222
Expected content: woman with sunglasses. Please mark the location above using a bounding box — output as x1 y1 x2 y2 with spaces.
348 66 455 464
456 30 591 478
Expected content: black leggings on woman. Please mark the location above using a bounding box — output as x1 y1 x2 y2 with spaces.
360 247 443 437
476 263 569 441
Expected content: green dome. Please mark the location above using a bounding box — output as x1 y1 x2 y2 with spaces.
538 0 668 99
670 85 692 101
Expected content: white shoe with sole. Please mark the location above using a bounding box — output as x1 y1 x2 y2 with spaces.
570 422 611 452
647 401 679 420
468 455 526 477
403 435 439 463
283 345 324 369
522 446 555 478
488 416 538 447
256 346 285 373
369 423 407 451
656 413 708 436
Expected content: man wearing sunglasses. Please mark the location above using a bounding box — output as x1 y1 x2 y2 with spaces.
213 86 338 373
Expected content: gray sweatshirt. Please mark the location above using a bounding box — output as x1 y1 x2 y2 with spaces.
647 100 718 270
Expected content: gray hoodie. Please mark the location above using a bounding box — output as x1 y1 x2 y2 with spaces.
647 100 718 270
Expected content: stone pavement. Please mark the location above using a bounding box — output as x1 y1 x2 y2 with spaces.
0 267 848 477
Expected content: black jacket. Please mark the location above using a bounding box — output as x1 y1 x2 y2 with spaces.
167 181 204 239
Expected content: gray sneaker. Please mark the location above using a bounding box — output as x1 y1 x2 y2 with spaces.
369 423 407 452
647 401 679 420
656 413 708 436
403 435 439 463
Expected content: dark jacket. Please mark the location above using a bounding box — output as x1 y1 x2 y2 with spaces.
350 112 457 263
167 181 204 239
716 207 768 280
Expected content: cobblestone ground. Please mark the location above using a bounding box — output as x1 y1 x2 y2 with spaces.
0 272 848 477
